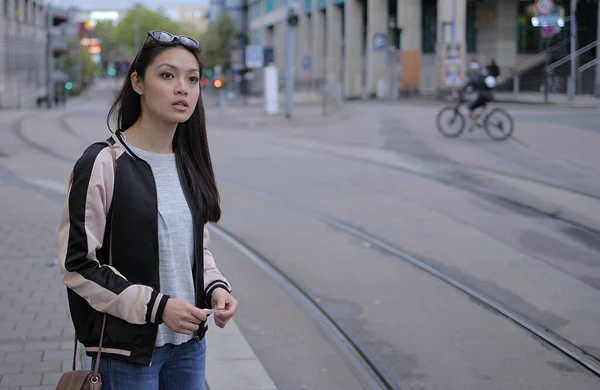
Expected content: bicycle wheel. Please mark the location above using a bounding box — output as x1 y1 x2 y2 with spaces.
484 108 514 141
436 106 466 138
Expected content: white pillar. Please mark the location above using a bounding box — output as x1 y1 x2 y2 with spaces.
326 0 343 84
311 7 326 85
366 0 387 97
398 0 422 93
344 0 364 98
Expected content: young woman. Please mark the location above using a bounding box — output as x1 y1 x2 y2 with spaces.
58 30 238 389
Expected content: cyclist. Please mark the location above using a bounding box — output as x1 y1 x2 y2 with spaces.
461 61 496 128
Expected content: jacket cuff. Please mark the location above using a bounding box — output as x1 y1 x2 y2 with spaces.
205 280 231 308
147 291 170 324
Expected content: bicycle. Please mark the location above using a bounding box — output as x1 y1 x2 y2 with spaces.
436 93 514 141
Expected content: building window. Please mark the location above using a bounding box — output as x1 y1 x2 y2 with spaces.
516 0 569 54
466 2 476 53
304 0 311 14
265 0 275 13
421 0 437 53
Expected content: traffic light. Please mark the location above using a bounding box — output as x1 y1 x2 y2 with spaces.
213 79 223 89
65 81 73 90
107 68 116 76
204 69 213 78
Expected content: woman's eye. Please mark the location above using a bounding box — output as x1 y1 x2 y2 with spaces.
189 76 199 83
161 73 174 79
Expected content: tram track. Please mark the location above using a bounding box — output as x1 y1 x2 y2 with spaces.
11 109 600 387
216 177 600 382
257 135 600 236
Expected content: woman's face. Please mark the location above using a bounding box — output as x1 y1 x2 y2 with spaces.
135 47 201 124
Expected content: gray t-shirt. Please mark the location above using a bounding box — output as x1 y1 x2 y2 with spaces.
128 144 195 347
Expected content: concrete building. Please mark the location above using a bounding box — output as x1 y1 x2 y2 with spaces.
0 0 51 108
178 6 211 33
248 0 598 98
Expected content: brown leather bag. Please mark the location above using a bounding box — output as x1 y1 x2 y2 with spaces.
55 315 107 389
57 141 116 390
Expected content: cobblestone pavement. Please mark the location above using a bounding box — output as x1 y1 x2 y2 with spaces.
0 177 75 390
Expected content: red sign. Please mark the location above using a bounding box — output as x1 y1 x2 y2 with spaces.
535 0 554 15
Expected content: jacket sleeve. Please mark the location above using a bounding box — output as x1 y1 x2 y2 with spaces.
58 145 170 325
203 225 232 307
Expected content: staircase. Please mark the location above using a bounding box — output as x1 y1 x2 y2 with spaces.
498 39 598 98
496 39 569 93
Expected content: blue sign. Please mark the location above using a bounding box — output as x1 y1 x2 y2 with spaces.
245 45 264 69
301 55 311 70
263 47 274 66
373 33 387 51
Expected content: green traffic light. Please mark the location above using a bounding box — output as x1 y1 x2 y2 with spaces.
65 82 73 90
107 68 116 76
204 69 213 77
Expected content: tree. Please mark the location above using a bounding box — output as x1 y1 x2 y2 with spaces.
114 5 201 56
200 13 237 70
94 20 128 69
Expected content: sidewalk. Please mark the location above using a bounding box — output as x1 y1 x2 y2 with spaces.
0 105 279 390
493 91 600 108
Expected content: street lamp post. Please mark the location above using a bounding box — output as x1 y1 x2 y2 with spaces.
595 0 600 98
284 0 297 119
568 0 577 101
451 0 456 42
47 3 55 108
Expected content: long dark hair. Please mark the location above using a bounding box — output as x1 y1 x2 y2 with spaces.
107 37 220 222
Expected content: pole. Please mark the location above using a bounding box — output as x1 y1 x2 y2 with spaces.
47 3 54 108
242 0 249 105
568 0 577 101
17 21 22 108
595 0 600 98
451 0 456 42
284 0 296 120
76 39 82 87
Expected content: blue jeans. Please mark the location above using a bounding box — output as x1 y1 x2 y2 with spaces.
91 337 206 390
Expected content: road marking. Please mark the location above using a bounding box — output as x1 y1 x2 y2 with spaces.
24 177 277 390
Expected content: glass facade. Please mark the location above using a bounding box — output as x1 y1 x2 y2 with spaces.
516 0 570 54
421 0 437 53
304 0 312 14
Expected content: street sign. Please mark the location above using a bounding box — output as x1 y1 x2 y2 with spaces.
245 45 264 69
373 33 387 51
301 55 311 70
263 47 274 65
535 0 554 15
541 25 560 38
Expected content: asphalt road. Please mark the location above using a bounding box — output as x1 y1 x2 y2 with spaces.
2 80 600 389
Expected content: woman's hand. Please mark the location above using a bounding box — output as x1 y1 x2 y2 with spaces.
163 298 207 335
211 288 239 328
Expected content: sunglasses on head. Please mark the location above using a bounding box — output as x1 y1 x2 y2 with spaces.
146 30 200 49
131 30 200 70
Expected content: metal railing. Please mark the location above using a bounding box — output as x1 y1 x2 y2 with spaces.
546 40 597 72
577 58 598 95
510 38 570 96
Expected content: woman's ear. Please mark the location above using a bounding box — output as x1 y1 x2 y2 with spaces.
131 72 144 95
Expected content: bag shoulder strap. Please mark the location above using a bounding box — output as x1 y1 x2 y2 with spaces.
71 141 116 373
